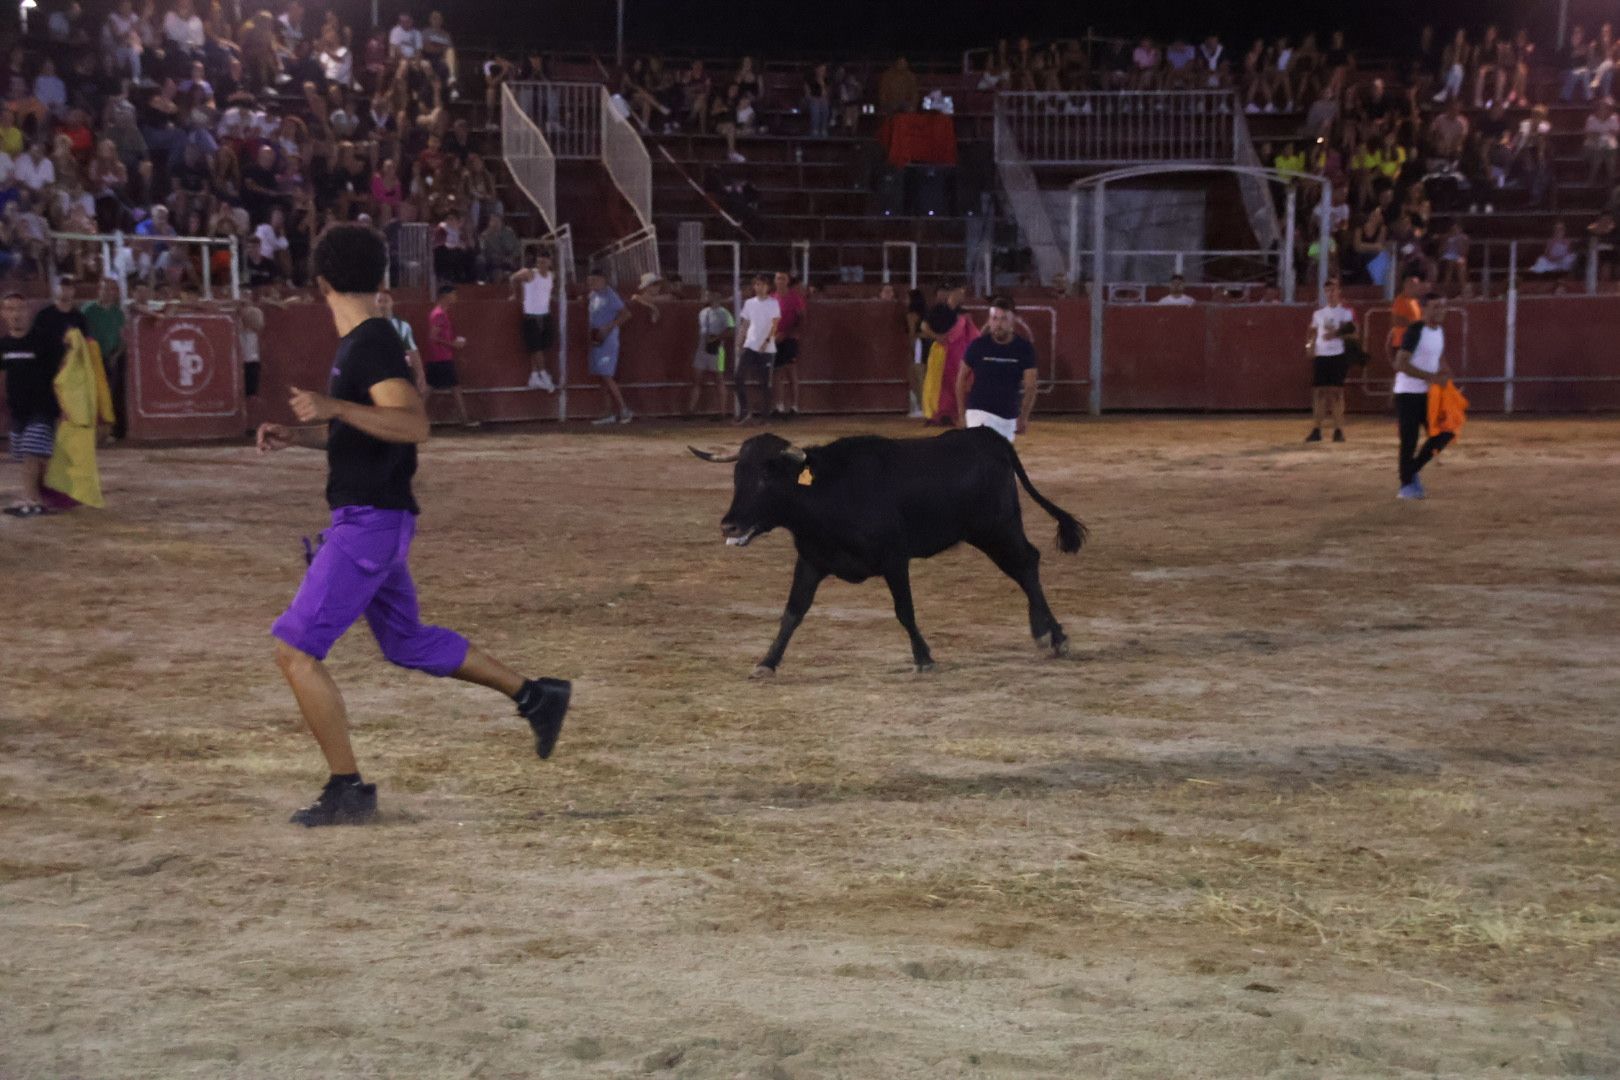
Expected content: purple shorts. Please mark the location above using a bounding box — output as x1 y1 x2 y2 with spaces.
271 506 469 676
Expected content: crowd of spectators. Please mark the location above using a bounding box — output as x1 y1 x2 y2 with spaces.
0 0 529 293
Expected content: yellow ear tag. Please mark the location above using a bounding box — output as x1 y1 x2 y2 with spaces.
797 466 814 486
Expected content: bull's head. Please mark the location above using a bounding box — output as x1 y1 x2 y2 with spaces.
689 434 807 547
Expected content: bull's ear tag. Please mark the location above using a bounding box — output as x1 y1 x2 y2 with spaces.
797 466 814 486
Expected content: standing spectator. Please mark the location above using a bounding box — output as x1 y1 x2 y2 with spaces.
804 63 831 138
239 303 263 400
424 283 476 427
431 206 473 283
1303 278 1357 443
904 285 927 418
1157 274 1196 304
834 64 865 132
585 268 633 425
955 296 1037 442
512 251 557 391
877 56 919 114
1585 99 1619 186
1 291 58 517
688 288 734 419
376 289 425 394
1391 295 1456 499
81 278 126 440
734 272 779 425
771 271 805 416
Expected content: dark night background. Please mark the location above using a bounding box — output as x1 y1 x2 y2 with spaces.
368 1 1598 59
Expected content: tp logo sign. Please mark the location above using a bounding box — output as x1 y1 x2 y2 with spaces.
157 322 217 396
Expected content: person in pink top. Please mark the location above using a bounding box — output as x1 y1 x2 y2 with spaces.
370 158 403 211
771 270 807 415
935 284 977 425
425 284 477 428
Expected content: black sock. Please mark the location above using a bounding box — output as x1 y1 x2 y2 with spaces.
513 679 539 708
330 772 362 786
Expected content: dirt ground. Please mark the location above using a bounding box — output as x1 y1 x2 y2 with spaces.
1 414 1618 1080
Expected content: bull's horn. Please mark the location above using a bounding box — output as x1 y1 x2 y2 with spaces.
689 445 739 463
779 444 807 465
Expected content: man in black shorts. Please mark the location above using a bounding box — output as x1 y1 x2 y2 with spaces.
1304 278 1357 443
256 224 569 827
512 250 557 393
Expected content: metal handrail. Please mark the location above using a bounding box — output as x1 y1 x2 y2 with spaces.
501 83 558 232
995 90 1239 166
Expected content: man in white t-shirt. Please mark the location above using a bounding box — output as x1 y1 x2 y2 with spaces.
734 273 779 425
512 251 557 392
1157 274 1196 305
1304 278 1358 443
1391 295 1456 499
1584 100 1620 186
163 0 205 56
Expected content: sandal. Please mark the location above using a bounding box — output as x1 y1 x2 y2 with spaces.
3 502 45 518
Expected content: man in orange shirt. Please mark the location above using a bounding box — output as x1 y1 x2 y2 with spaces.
1387 274 1423 359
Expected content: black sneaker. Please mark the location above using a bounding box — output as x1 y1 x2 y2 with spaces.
516 678 571 759
1332 429 1345 443
1304 429 1322 443
289 778 378 827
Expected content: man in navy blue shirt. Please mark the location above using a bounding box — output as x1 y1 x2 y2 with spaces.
955 296 1038 442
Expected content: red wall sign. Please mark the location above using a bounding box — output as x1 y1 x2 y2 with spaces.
127 313 244 441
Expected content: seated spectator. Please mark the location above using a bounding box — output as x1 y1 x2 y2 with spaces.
248 205 291 284
1157 274 1195 305
1585 99 1619 187
1564 35 1602 103
1426 98 1470 170
241 143 283 222
1164 38 1197 89
1530 221 1578 277
163 0 206 74
14 141 55 193
1131 37 1162 90
33 59 68 118
388 12 422 64
1436 220 1470 295
1301 85 1338 140
317 26 353 90
104 0 146 84
477 211 519 282
834 65 864 132
421 10 458 99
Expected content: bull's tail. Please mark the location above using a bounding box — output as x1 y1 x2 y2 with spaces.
1008 444 1086 553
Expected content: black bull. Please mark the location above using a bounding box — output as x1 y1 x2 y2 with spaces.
691 429 1086 676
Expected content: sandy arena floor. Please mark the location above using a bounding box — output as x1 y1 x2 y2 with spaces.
1 415 1617 1079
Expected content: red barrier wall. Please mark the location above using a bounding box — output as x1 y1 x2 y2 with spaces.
7 294 1613 438
125 314 245 442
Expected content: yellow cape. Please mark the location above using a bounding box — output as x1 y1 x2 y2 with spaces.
44 329 105 509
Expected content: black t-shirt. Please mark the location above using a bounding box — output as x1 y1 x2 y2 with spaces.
963 333 1037 419
0 331 58 425
325 317 419 513
31 305 88 366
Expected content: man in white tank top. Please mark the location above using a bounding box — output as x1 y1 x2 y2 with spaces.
512 251 557 392
1390 294 1456 500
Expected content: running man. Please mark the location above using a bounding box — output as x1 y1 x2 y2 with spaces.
1305 278 1357 443
258 224 570 827
512 250 557 392
1391 294 1456 500
955 295 1037 441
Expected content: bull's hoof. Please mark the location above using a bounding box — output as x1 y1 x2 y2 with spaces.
915 661 936 674
1035 632 1052 650
1051 638 1071 658
750 664 776 680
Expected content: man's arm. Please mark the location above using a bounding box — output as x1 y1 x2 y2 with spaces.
256 422 327 452
1017 367 1038 433
954 360 972 426
288 377 429 444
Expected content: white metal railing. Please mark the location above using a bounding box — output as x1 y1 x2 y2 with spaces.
501 83 557 232
511 81 601 160
395 222 434 291
600 84 653 229
49 230 240 301
995 91 1238 166
588 224 659 289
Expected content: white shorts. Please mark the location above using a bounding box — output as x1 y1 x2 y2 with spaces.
965 409 1017 442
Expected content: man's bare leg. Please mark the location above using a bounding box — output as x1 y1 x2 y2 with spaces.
1331 388 1347 437
453 644 524 697
601 375 628 417
275 640 358 775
